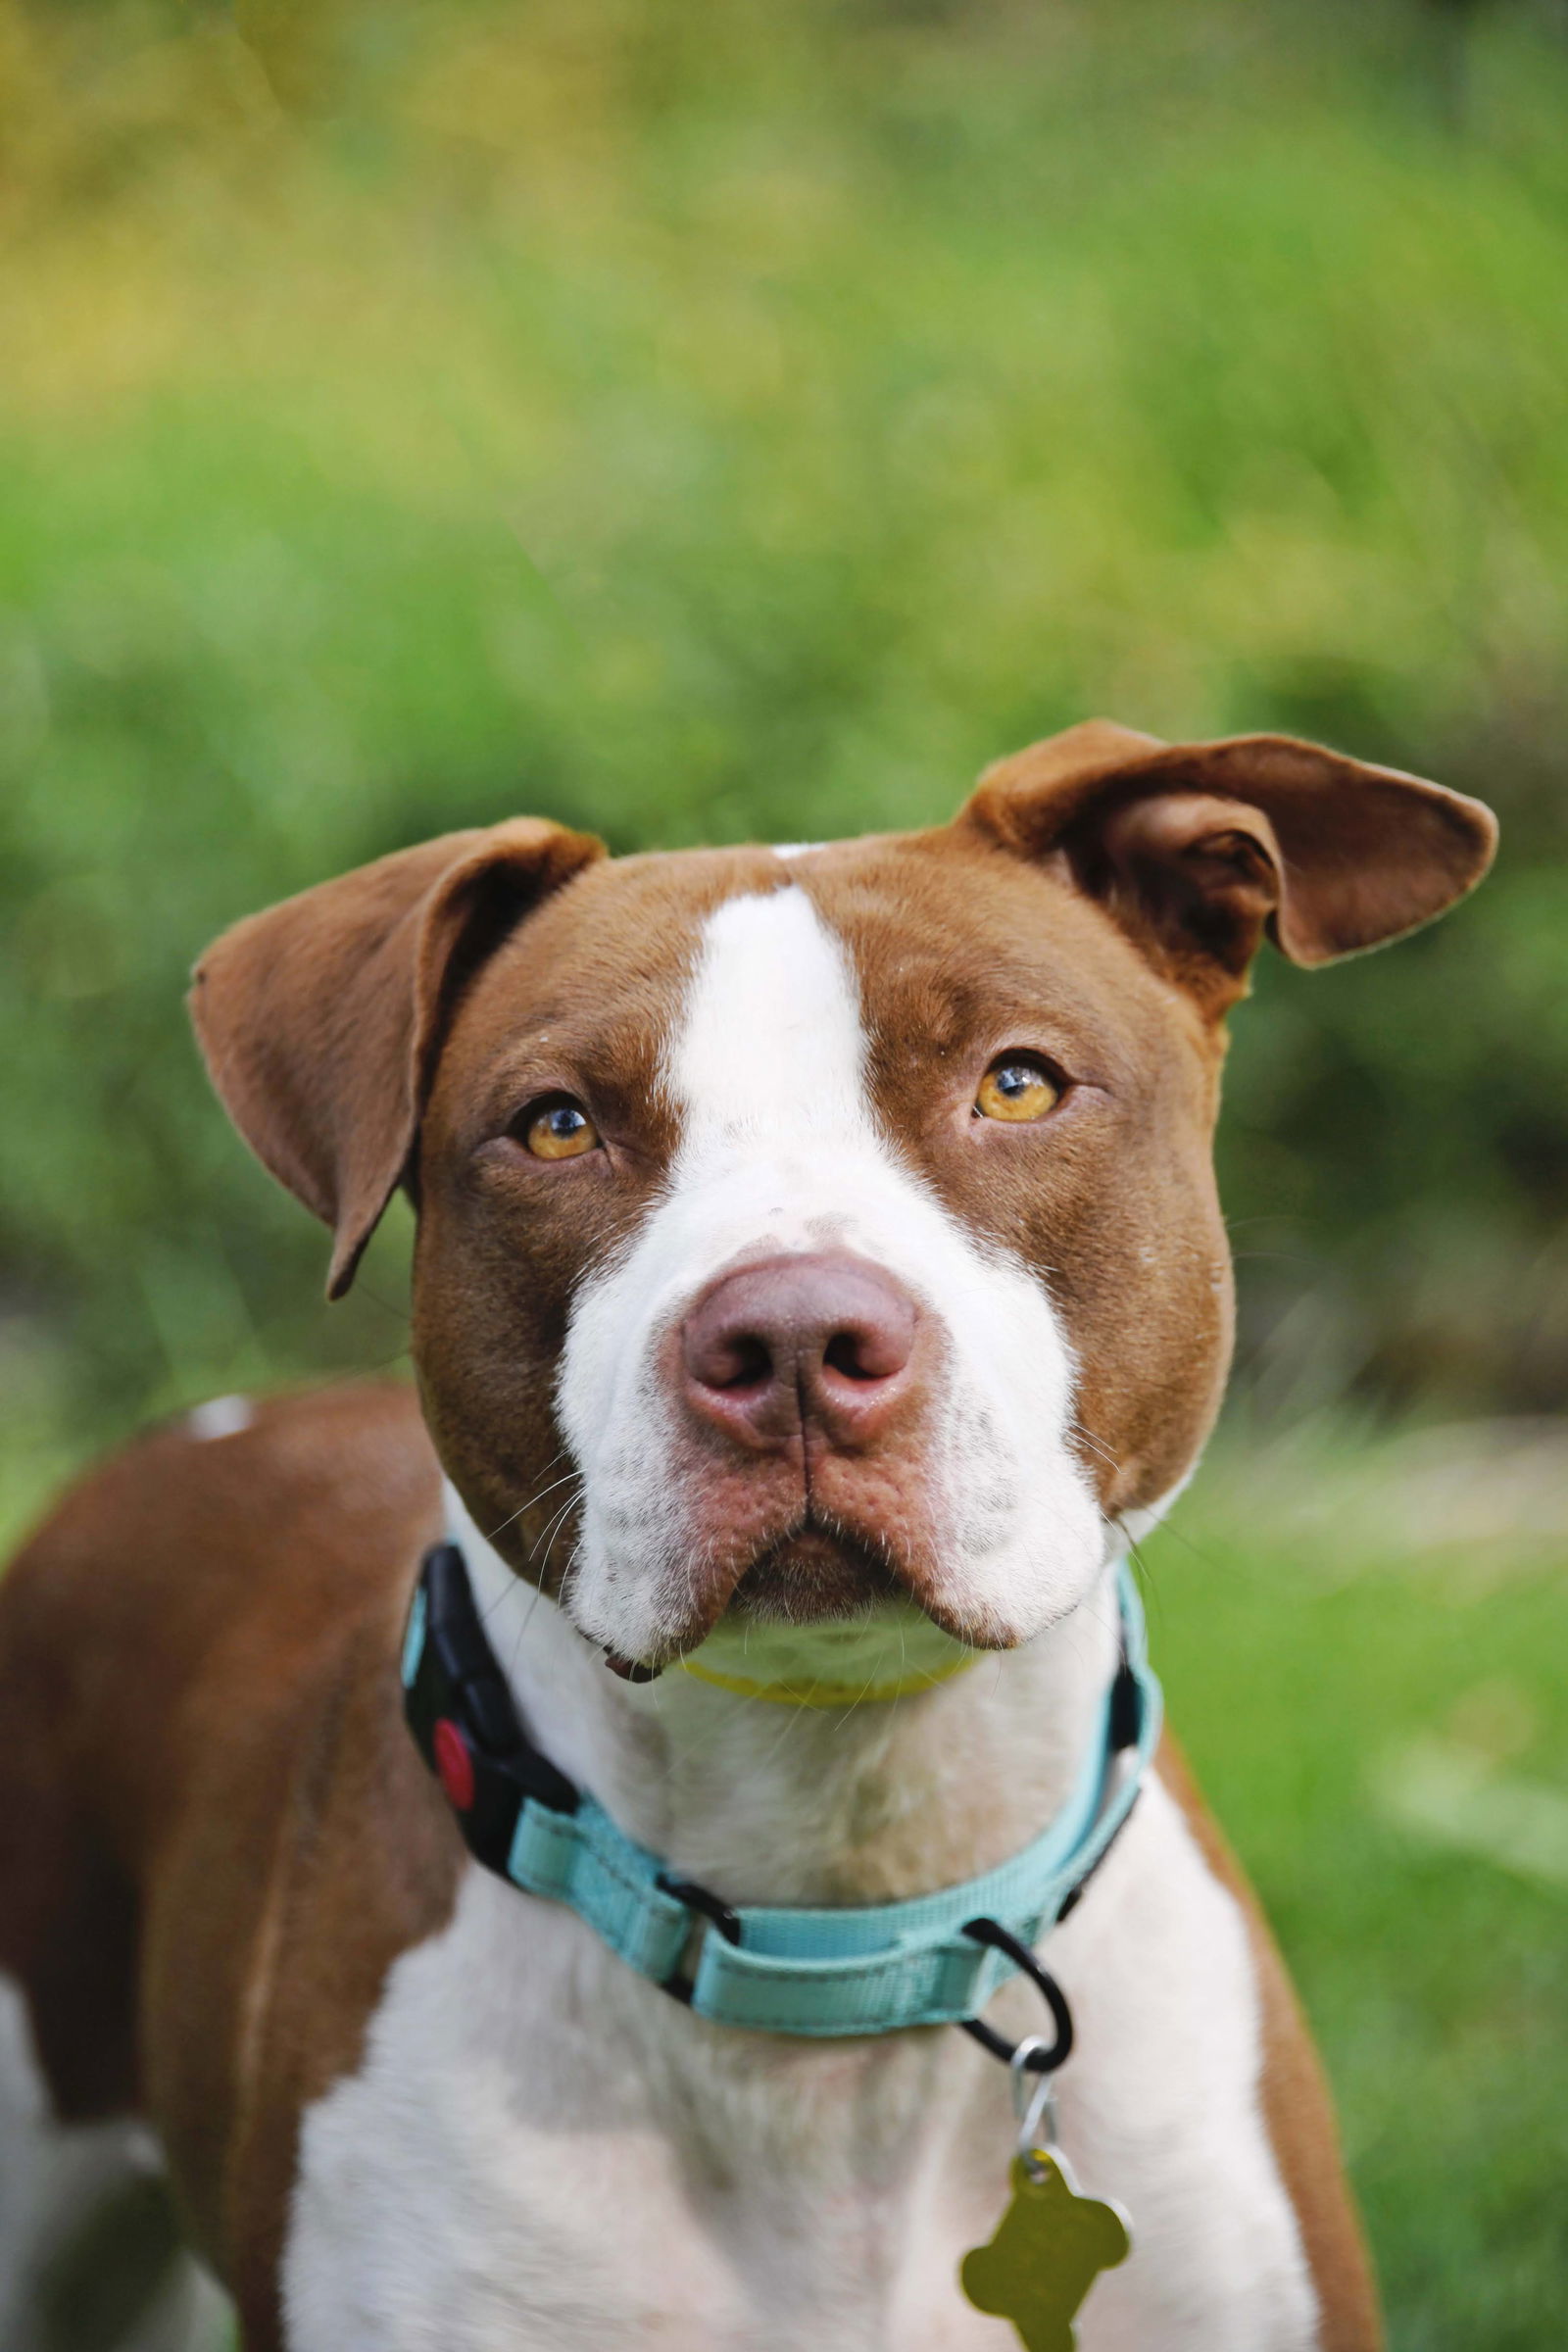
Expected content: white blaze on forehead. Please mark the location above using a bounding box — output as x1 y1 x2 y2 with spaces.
556 885 1104 1662
672 887 866 1143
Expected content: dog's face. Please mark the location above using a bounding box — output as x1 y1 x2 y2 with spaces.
414 837 1222 1664
192 721 1494 1672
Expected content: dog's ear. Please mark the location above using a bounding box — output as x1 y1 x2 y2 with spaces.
958 720 1497 1015
190 818 606 1297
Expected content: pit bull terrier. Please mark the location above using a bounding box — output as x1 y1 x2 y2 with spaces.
0 721 1496 2351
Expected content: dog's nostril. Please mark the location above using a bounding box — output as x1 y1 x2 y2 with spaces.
823 1328 884 1382
708 1332 773 1391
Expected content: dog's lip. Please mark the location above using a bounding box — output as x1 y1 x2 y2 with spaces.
598 1519 896 1682
594 1515 1002 1679
726 1522 906 1621
603 1648 661 1683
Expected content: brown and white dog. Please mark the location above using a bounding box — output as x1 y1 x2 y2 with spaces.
0 721 1495 2352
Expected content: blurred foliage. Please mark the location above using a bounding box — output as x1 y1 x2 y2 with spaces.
1 0 1567 1456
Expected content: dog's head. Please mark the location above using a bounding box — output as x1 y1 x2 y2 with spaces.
192 722 1494 1672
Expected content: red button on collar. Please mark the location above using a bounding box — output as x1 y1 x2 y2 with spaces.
433 1716 476 1813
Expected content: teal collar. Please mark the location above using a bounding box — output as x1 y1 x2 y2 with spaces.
402 1547 1160 2043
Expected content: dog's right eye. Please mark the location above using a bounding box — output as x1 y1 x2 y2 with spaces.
519 1100 601 1161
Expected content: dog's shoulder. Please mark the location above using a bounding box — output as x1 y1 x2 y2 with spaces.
1 1377 444 1899
4 1379 435 1652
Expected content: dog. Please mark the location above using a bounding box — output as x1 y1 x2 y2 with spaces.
0 720 1495 2351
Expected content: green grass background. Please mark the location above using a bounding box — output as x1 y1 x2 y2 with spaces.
1 0 1565 2343
1149 1438 1568 2347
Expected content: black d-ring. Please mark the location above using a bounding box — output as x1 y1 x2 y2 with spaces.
657 1873 743 1947
958 1916 1074 2074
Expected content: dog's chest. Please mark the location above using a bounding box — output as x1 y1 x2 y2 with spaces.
280 1784 1319 2352
281 1869 1004 2350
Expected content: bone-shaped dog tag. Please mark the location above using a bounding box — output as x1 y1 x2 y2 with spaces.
959 2148 1130 2352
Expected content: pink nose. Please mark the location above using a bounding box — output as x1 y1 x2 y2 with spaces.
680 1252 920 1452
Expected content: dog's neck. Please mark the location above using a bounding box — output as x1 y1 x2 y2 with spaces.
447 1482 1124 1910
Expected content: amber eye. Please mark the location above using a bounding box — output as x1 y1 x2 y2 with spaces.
521 1100 601 1160
975 1056 1061 1123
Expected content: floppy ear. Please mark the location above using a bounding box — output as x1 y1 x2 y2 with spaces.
958 719 1497 1015
189 818 606 1297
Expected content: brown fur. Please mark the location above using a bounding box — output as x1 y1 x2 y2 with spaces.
190 819 604 1297
0 1384 450 2344
965 719 1495 1003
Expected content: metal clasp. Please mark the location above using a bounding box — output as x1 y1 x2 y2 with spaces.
1008 2034 1060 2176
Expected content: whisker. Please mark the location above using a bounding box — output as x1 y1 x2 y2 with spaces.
539 1495 584 1582
483 1454 572 1544
508 1571 551 1681
532 1489 584 1572
1068 1416 1124 1475
467 1462 582 1630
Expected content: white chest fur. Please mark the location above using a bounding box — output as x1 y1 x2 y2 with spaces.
281 1776 1319 2352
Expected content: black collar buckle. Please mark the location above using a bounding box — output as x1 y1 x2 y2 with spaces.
405 1544 580 1878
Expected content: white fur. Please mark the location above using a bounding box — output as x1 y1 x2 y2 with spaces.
557 887 1104 1664
282 1507 1318 2349
186 1395 254 1442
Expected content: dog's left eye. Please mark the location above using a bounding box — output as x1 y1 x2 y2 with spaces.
520 1100 602 1160
975 1056 1061 1123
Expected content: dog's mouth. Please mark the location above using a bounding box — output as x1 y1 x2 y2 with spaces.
727 1519 906 1625
601 1515 928 1681
597 1514 982 1684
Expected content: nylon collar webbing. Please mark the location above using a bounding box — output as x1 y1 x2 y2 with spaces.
402 1544 1161 2038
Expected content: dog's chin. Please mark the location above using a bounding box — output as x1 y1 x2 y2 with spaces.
593 1520 1036 1679
727 1526 906 1626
